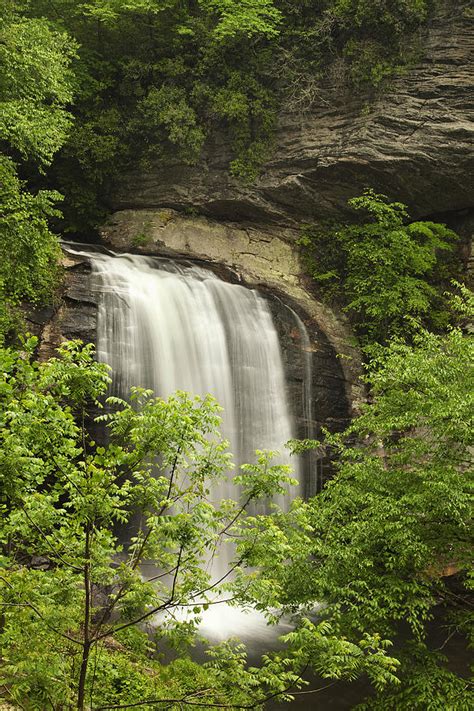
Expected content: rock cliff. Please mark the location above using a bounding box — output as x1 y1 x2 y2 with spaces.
33 0 473 429
111 0 473 227
99 210 365 416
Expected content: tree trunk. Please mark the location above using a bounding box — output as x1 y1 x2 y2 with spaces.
77 640 91 710
77 523 91 710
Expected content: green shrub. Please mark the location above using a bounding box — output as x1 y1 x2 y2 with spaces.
299 189 459 344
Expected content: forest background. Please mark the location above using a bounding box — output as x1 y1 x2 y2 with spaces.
0 1 472 709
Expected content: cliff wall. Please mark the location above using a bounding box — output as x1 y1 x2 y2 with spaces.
32 1 473 425
110 1 473 227
95 0 473 413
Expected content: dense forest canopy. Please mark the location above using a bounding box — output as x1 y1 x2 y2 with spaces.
0 1 472 709
299 189 461 345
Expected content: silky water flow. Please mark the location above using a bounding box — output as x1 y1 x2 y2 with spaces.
70 248 311 643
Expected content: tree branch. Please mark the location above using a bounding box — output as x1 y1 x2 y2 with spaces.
93 662 316 709
0 575 82 646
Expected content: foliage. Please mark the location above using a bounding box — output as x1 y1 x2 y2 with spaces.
0 4 77 341
329 0 431 85
129 85 206 165
0 0 439 236
0 156 62 344
8 1 436 233
1 2 470 708
0 339 400 708
210 71 276 182
355 644 474 711
200 0 282 41
0 10 77 167
239 291 473 707
299 189 459 344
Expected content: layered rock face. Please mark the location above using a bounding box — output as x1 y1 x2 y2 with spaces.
95 0 473 417
111 0 473 226
30 254 98 362
99 211 365 416
34 1 473 434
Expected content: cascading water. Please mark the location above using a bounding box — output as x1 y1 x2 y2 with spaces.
90 252 301 497
65 246 310 641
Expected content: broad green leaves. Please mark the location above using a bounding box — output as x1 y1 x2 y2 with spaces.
330 0 430 84
0 341 284 706
250 302 473 707
5 2 435 237
79 0 282 39
0 339 407 707
0 16 77 166
300 189 459 344
0 8 77 341
0 157 62 342
200 0 282 41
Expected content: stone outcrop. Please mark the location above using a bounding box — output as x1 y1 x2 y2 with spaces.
27 254 98 362
31 246 353 495
111 0 473 226
99 210 365 416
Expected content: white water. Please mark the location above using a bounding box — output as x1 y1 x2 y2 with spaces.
66 247 310 641
89 253 300 489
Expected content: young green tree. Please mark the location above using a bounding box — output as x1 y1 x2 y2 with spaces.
299 189 459 344
0 339 399 709
0 9 76 166
237 287 473 709
0 156 63 343
0 3 77 341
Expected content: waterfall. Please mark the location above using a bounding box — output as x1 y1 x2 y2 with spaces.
86 252 301 496
65 246 310 640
